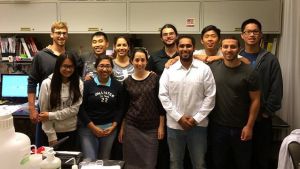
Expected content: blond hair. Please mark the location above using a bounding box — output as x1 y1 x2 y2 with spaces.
51 21 68 33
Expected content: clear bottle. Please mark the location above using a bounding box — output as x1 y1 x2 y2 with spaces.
0 111 31 169
40 148 61 169
65 157 78 169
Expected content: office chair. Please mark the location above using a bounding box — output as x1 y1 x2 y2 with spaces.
288 141 300 168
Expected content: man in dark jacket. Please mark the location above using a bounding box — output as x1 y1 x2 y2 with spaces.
239 18 283 169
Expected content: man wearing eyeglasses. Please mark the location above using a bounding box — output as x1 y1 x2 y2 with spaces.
147 24 179 76
239 18 283 169
28 21 83 146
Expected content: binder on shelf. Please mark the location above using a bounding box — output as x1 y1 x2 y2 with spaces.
29 37 38 55
25 38 34 56
260 39 265 49
267 42 273 53
15 38 21 57
8 37 16 55
1 37 9 58
271 38 278 55
20 38 31 59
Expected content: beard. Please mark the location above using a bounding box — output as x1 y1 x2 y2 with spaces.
180 53 193 62
224 54 238 62
163 41 176 48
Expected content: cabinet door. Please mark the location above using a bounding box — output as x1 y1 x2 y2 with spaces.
202 0 282 34
59 2 127 33
129 2 200 33
0 2 58 33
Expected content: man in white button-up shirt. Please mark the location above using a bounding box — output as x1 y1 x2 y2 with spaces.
159 35 216 169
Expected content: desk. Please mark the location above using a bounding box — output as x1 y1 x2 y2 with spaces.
0 103 36 143
102 160 125 167
77 160 125 169
272 115 289 129
271 115 289 169
12 106 36 143
272 115 289 142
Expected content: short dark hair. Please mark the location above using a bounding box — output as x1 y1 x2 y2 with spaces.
241 18 262 32
176 35 195 47
131 47 149 62
91 31 108 42
201 25 221 40
94 55 114 69
221 36 240 48
160 24 178 38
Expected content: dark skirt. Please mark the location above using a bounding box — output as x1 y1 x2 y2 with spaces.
123 123 158 169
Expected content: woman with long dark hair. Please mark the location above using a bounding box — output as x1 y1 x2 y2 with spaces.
38 53 83 150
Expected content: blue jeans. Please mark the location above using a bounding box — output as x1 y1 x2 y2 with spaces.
167 126 207 169
79 124 117 161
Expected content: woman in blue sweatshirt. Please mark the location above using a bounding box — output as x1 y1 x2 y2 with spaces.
78 55 125 161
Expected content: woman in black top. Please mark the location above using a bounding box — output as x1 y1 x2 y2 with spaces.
118 48 165 169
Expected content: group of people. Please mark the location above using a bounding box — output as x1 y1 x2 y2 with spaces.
27 18 283 169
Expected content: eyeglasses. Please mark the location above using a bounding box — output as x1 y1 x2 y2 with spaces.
243 30 261 36
61 64 74 70
97 65 112 69
162 32 176 37
54 31 68 36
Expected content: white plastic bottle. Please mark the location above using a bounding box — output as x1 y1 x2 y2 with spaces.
29 153 43 169
0 111 31 169
40 148 61 169
29 145 43 169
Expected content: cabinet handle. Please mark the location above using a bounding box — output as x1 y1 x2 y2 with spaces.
234 28 241 32
88 28 99 32
20 27 32 32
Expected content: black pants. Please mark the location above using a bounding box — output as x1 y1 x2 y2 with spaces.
210 123 252 169
251 117 273 169
35 122 79 151
56 130 79 151
156 134 170 169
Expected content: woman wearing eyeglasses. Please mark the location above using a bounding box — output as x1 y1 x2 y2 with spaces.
38 53 83 150
112 36 134 82
78 56 125 161
118 48 165 169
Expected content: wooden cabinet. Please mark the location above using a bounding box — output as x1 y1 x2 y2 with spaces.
0 2 57 33
59 2 127 33
128 1 200 33
202 0 282 34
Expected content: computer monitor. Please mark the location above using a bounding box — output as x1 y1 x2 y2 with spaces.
0 74 39 103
